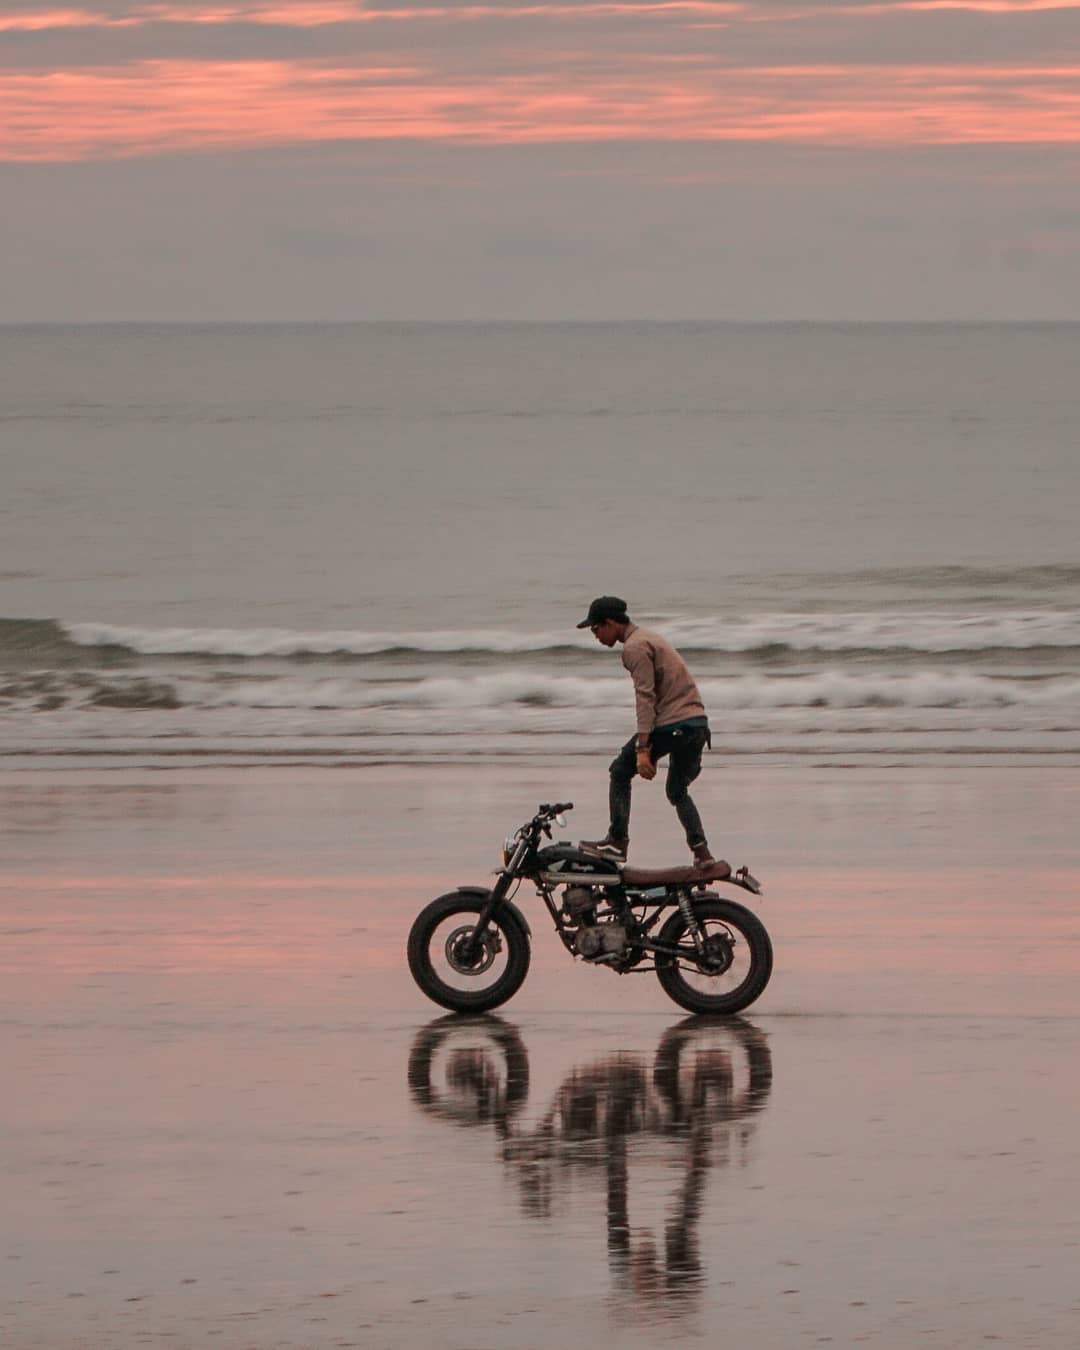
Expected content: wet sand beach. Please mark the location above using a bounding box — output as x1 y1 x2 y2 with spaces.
3 763 1079 1348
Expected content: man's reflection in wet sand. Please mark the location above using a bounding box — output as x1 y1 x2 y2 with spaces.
408 1016 772 1315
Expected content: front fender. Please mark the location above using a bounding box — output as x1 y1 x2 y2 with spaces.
452 885 532 940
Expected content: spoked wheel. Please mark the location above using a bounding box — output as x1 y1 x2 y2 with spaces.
407 891 531 1013
655 898 773 1015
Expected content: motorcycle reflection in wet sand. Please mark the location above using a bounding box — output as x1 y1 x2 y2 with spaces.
408 1016 772 1313
407 802 771 1015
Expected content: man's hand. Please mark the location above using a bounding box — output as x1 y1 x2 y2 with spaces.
636 748 657 781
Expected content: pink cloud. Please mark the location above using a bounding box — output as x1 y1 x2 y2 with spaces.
3 57 1079 160
0 1 751 32
3 0 1076 32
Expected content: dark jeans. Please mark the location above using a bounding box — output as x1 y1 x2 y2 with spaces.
609 723 710 849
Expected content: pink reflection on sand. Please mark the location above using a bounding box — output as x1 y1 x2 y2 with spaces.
770 866 1080 980
6 872 437 891
1 871 439 975
4 866 1078 1000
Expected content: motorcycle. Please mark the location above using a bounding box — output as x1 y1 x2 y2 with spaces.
407 801 772 1015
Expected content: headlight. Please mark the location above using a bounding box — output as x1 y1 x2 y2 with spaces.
501 836 516 866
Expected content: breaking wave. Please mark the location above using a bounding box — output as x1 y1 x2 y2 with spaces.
213 670 1080 712
39 610 1080 660
5 610 1079 762
6 669 1080 714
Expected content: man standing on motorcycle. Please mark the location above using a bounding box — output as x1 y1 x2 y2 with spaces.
577 596 714 867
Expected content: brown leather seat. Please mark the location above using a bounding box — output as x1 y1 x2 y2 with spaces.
621 860 731 887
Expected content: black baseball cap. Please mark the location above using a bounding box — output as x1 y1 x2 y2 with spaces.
576 596 630 629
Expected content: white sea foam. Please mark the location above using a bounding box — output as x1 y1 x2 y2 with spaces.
65 622 567 657
659 611 1080 654
6 667 1080 716
191 673 620 710
130 669 1080 712
63 610 1080 659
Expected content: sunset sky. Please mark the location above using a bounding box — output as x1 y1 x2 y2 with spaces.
2 0 1079 317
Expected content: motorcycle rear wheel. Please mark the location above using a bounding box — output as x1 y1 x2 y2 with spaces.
655 897 773 1015
407 891 531 1013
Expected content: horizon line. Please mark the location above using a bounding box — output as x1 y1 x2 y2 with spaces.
4 316 1080 326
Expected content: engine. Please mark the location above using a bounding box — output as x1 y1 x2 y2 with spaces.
556 878 632 962
574 924 629 960
561 885 598 919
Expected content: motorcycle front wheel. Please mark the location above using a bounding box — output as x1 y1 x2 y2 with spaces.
407 891 531 1013
655 897 773 1015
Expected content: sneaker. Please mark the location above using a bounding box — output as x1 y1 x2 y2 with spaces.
580 836 628 861
691 843 716 867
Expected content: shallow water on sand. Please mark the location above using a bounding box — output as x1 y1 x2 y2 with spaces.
5 990 1079 1349
3 762 1077 1014
2 764 1079 1347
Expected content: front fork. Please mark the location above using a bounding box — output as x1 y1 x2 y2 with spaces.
462 840 527 960
472 870 514 939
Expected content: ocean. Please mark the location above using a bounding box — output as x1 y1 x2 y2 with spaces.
3 321 1080 768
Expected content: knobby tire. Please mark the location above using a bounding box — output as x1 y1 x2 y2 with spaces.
407 891 531 1014
655 897 773 1015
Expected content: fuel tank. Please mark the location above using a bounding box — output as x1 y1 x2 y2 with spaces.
534 843 622 883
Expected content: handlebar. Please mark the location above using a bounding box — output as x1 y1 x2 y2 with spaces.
514 802 574 847
538 801 574 817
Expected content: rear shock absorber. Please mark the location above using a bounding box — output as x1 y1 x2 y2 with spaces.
676 887 706 955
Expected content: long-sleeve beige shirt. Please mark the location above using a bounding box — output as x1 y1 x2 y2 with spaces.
620 624 706 735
